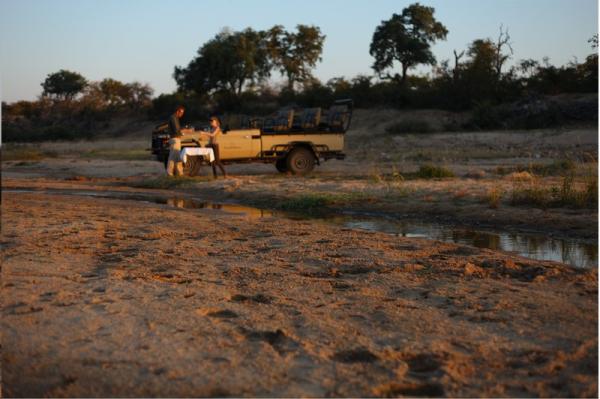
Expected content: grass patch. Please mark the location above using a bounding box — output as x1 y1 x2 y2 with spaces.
385 120 435 135
510 173 597 209
131 176 210 189
415 164 455 179
495 159 577 177
2 146 58 161
278 192 375 213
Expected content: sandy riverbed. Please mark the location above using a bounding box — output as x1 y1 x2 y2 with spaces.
1 189 597 397
1 117 598 396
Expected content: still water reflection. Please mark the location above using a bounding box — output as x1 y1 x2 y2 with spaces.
155 195 597 269
340 219 597 269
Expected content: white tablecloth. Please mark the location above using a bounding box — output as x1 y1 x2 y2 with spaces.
180 147 215 163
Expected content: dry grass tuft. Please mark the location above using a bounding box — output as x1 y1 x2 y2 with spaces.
485 187 503 208
510 173 597 209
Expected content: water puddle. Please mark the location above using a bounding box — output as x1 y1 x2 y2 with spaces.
338 218 597 269
4 188 597 268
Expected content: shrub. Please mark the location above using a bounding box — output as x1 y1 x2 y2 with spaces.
510 174 597 209
385 119 435 135
529 159 576 176
279 194 330 211
416 164 455 179
467 101 502 130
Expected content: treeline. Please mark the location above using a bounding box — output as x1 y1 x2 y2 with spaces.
3 71 153 141
2 3 598 142
151 25 598 125
153 4 597 118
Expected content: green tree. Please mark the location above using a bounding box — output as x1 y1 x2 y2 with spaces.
518 58 540 79
326 76 352 94
41 69 87 100
174 28 271 98
467 39 496 74
98 78 132 107
267 24 325 92
369 3 448 84
581 34 599 89
462 39 497 101
127 82 154 110
461 27 513 101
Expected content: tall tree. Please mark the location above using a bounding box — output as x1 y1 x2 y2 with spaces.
98 78 132 107
492 26 513 80
268 25 325 92
369 3 448 84
462 26 513 97
127 82 154 110
41 70 87 100
174 28 271 98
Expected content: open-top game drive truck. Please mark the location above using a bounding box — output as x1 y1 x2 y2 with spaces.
151 99 353 176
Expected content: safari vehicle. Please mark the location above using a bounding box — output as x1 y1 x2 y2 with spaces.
151 99 352 176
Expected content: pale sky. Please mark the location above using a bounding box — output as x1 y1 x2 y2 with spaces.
0 0 597 103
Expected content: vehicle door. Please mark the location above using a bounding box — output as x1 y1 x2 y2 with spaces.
219 129 261 160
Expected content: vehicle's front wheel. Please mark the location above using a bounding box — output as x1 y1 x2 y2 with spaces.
275 157 288 173
286 147 315 175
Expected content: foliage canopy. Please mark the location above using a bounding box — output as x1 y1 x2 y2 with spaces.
174 25 325 98
41 69 88 100
370 3 448 84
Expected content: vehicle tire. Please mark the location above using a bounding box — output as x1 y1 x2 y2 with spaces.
275 157 288 173
286 147 315 175
183 156 202 176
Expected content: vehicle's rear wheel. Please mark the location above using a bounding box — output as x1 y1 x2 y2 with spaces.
286 147 315 175
183 156 202 176
275 157 288 173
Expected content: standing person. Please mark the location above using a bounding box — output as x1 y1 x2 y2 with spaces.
166 105 188 176
203 116 227 178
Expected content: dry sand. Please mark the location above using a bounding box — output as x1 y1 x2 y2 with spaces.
2 190 597 397
1 115 598 397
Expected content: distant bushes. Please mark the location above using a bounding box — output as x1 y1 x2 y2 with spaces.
2 47 597 143
2 121 95 142
465 95 598 130
2 74 153 142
